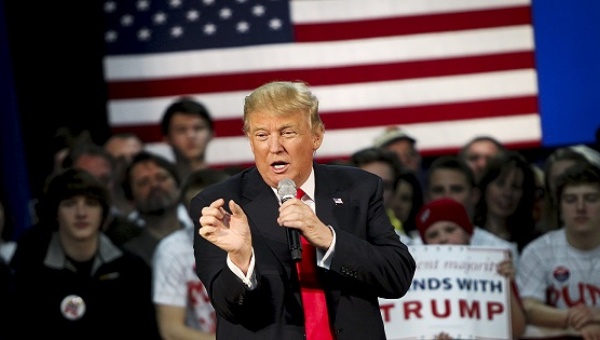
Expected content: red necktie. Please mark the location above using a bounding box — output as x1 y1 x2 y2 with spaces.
295 189 335 340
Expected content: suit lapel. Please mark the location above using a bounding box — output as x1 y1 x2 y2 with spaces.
314 165 339 228
240 169 284 243
240 169 294 265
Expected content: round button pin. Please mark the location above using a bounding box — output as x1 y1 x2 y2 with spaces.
60 295 86 320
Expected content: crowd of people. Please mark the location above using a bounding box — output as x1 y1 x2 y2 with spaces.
1 80 600 339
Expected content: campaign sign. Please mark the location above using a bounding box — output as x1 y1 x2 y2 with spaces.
379 245 511 340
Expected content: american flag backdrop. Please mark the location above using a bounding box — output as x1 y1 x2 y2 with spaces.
102 0 541 168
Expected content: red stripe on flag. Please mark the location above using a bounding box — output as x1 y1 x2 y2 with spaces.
107 52 534 99
294 6 532 42
320 96 538 129
110 96 537 143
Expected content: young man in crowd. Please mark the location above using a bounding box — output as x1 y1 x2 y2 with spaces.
517 163 600 337
161 97 215 182
7 168 159 338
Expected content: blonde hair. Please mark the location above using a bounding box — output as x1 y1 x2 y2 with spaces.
243 81 324 134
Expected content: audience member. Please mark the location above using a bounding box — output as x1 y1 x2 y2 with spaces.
7 168 160 339
373 126 423 178
104 132 145 163
10 142 142 270
390 169 424 240
152 168 229 339
161 97 215 182
103 132 144 216
0 196 16 264
474 151 541 252
62 142 115 193
350 147 408 241
421 155 519 262
517 163 600 337
416 198 526 339
191 81 416 339
64 142 143 246
458 135 507 183
540 145 600 232
50 127 94 178
122 150 184 267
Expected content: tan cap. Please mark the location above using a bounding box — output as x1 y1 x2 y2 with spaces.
373 127 416 148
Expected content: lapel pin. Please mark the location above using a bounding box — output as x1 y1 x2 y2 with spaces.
333 198 343 205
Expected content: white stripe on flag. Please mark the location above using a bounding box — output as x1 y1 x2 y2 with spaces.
291 0 530 23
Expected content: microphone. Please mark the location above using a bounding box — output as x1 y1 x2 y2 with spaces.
277 178 302 262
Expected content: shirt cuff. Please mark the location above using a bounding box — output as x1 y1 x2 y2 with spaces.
317 225 336 269
226 248 257 289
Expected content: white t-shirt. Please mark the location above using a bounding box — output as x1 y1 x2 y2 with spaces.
152 225 216 333
517 228 600 309
470 227 520 266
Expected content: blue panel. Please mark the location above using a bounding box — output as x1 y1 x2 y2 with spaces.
1 0 33 239
532 0 600 146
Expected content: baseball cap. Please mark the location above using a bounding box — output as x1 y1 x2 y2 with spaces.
373 127 416 148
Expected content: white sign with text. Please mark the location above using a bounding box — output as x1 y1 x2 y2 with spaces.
379 245 511 340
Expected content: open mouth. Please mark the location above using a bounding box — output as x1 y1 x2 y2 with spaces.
271 162 289 173
271 161 288 170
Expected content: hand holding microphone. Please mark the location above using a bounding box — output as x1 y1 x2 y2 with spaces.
277 178 334 262
277 178 303 261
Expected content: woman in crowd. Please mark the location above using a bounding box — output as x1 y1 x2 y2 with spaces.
474 151 541 252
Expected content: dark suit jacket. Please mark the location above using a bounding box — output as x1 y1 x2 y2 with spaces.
191 163 416 339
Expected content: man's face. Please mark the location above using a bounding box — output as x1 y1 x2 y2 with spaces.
359 161 395 207
463 140 502 181
74 154 114 191
385 139 421 174
129 160 180 215
104 136 143 165
246 110 322 189
427 169 477 216
165 113 213 161
57 195 103 241
560 183 600 233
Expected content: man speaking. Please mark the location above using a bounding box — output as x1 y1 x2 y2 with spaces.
191 80 416 339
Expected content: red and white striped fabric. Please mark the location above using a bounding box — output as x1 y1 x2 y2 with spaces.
104 0 540 168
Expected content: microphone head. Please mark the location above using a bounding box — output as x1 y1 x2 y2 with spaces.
277 178 297 199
